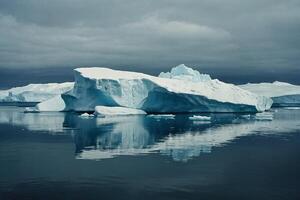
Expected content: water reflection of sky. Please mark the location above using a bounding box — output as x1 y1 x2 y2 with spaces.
0 107 300 162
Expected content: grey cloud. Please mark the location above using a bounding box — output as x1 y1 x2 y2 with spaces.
0 0 299 76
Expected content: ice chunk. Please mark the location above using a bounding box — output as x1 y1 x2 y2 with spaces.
147 114 175 119
80 113 94 118
159 64 211 82
95 106 146 116
240 81 300 107
24 107 39 113
284 107 300 110
62 66 272 113
189 115 211 121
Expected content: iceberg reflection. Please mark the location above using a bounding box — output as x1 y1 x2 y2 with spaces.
0 107 68 133
1 106 300 162
72 110 300 162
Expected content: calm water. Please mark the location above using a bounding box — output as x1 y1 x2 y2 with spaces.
0 107 300 200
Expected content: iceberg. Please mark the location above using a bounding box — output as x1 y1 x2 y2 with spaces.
95 106 146 116
62 65 272 113
0 82 74 103
240 81 300 107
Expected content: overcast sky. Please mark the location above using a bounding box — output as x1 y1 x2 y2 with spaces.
0 0 300 88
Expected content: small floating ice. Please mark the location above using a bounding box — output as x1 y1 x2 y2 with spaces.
147 114 175 119
80 113 94 118
284 107 300 110
189 115 211 121
24 107 39 113
255 112 273 121
95 106 146 117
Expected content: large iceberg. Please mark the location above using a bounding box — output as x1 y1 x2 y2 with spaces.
240 81 300 106
0 82 74 103
62 65 272 113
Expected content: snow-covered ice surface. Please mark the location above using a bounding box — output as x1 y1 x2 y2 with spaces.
95 106 146 116
159 64 211 82
240 81 300 106
62 65 272 113
0 82 74 103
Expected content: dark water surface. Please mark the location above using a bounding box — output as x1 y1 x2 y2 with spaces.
0 107 300 200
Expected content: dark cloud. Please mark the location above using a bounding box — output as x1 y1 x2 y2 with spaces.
0 0 299 84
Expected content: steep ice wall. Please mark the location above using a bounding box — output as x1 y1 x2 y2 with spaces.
62 66 272 113
0 82 74 102
240 81 300 106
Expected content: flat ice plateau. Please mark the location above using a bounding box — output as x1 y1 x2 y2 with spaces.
62 64 272 113
240 81 300 106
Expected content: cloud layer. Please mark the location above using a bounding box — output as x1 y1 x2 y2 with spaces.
0 0 299 74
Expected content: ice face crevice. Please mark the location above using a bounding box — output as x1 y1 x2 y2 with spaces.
62 66 272 113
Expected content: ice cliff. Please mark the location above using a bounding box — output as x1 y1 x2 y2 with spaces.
61 65 272 113
240 81 300 106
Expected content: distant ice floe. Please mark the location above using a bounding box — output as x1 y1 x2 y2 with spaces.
189 115 211 121
0 82 73 103
240 81 300 107
147 114 175 119
284 107 300 110
95 106 146 117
